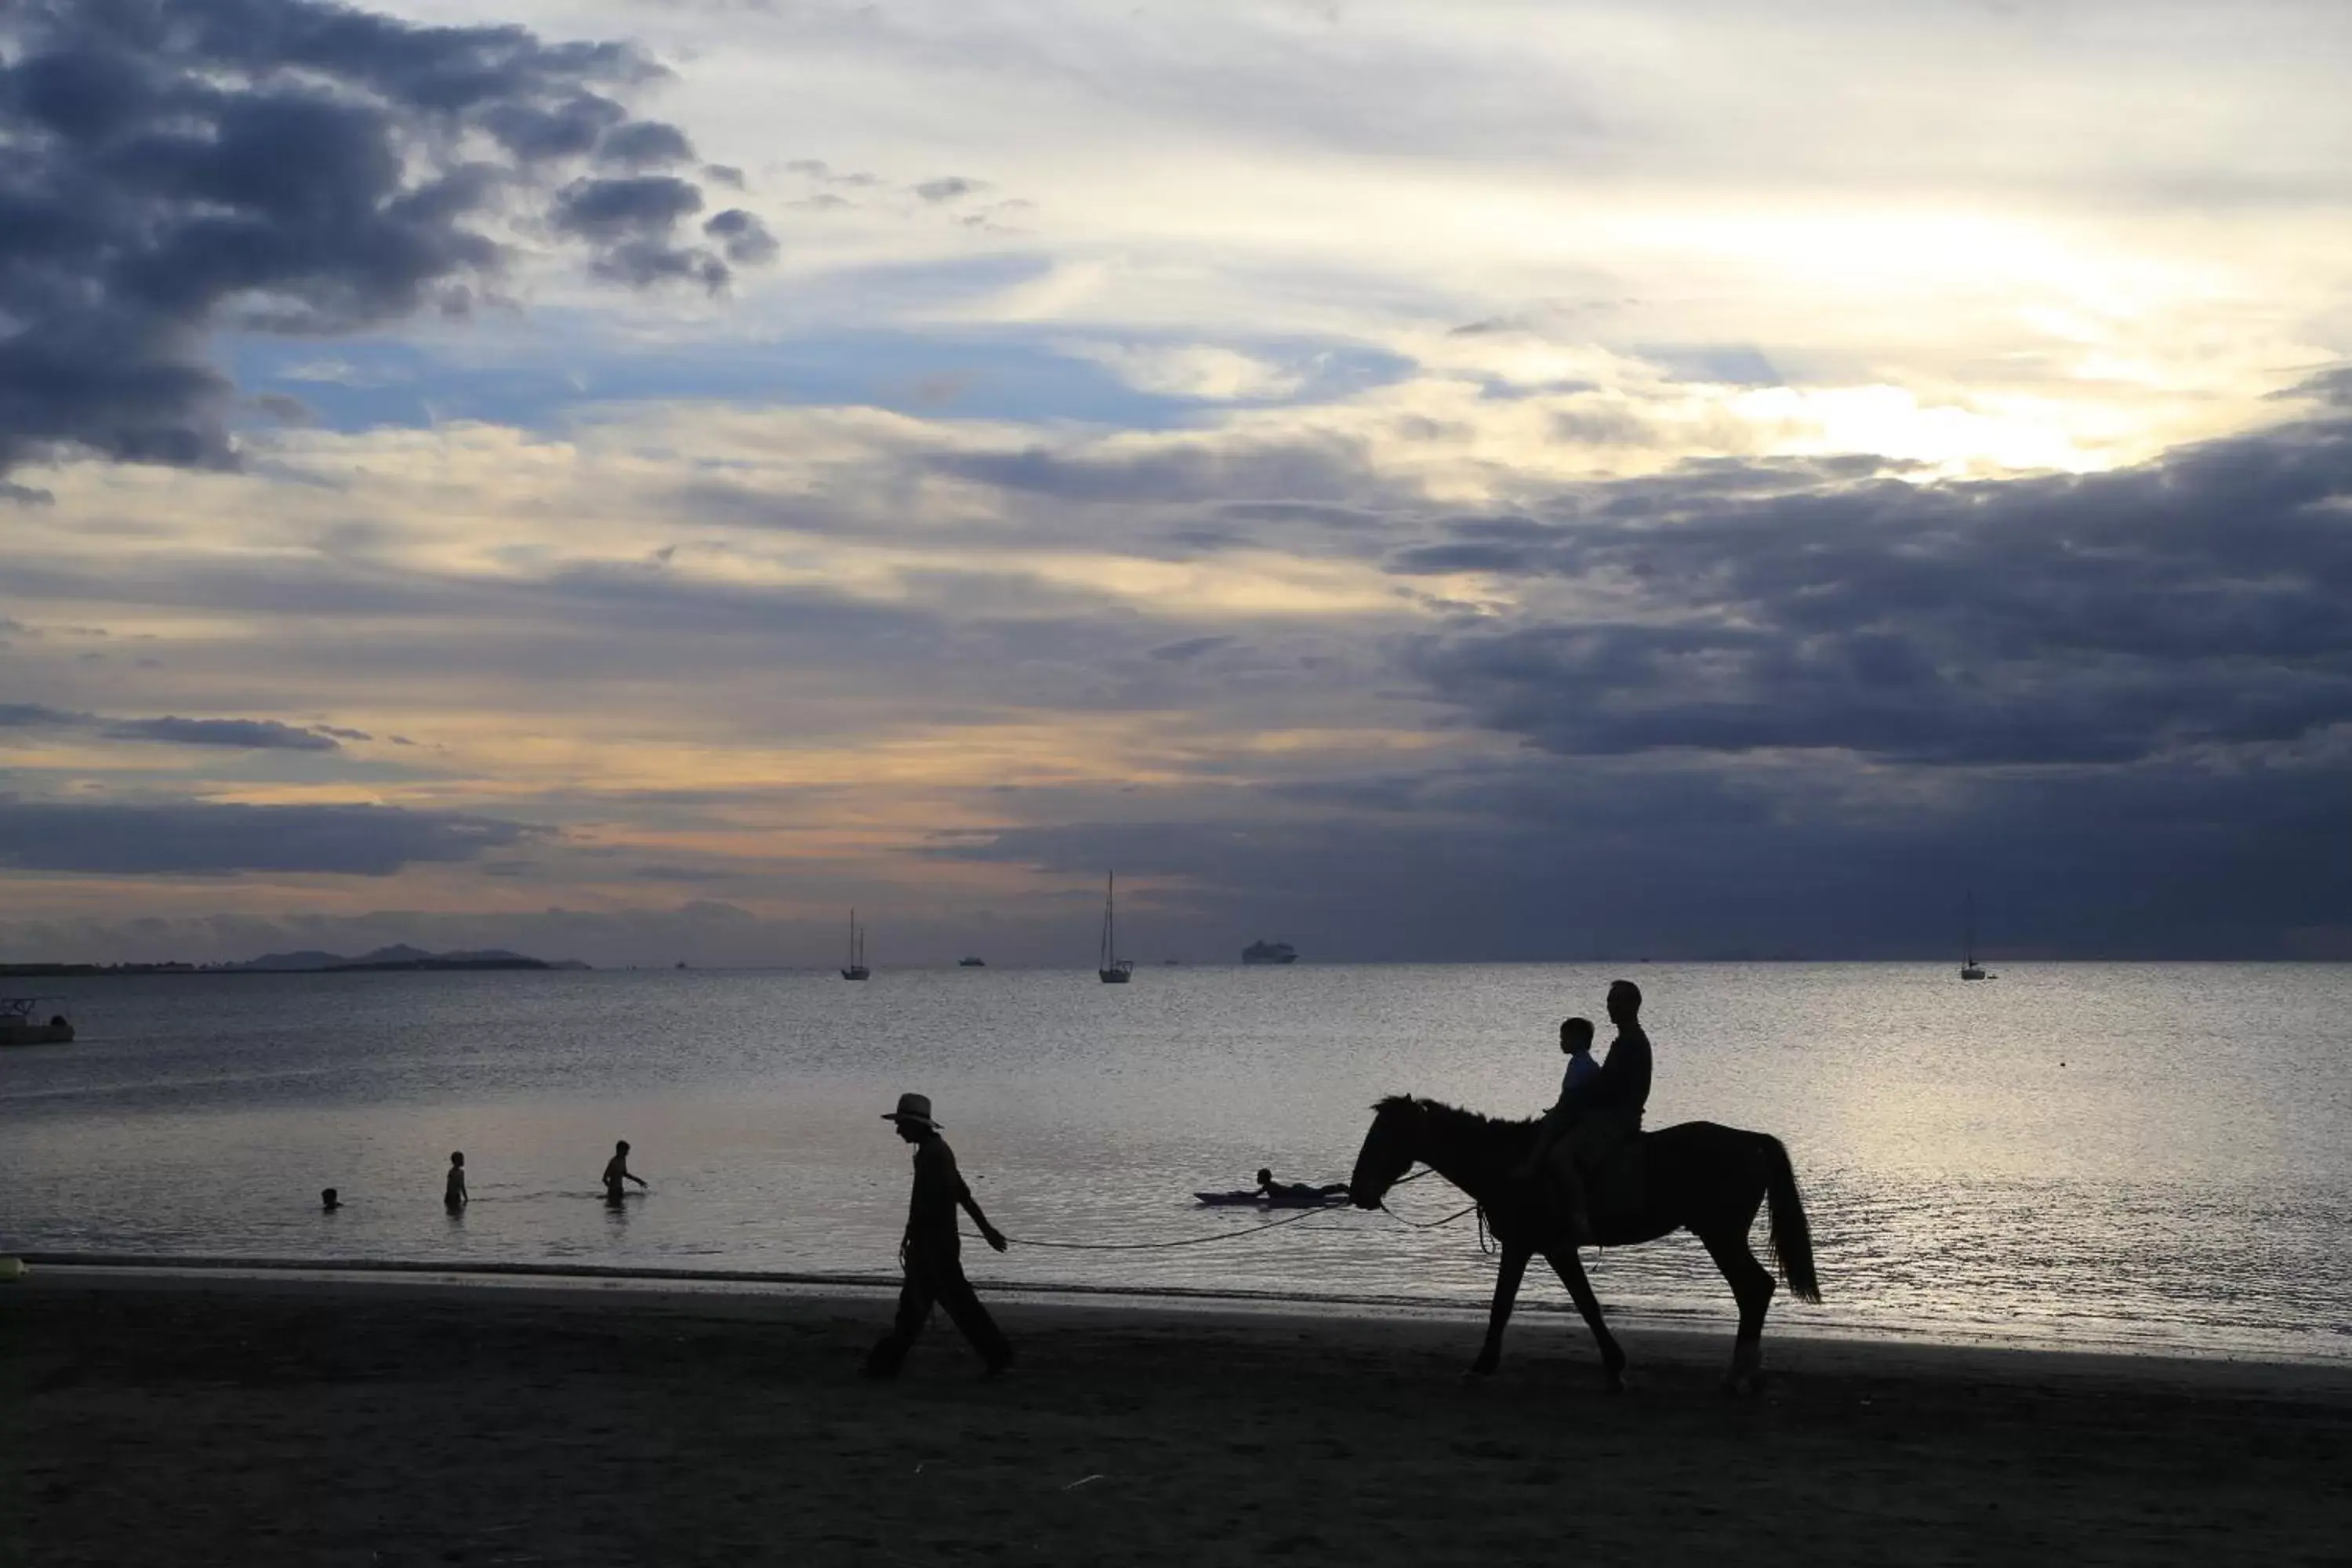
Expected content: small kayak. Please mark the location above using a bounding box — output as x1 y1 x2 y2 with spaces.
1194 1189 1351 1209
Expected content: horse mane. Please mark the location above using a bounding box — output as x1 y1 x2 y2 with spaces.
1374 1094 1539 1133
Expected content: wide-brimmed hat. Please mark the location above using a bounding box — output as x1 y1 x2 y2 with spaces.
883 1091 941 1130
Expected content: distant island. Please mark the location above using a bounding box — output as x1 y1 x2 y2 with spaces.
0 945 589 978
1241 939 1298 965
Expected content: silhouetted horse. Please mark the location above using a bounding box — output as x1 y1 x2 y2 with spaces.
1352 1096 1820 1392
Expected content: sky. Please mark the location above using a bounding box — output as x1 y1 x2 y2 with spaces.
5 0 2352 967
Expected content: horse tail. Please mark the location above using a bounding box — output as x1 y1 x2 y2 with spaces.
1759 1135 1822 1304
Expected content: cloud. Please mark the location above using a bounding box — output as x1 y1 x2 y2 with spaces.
100 716 342 752
928 731 2352 961
550 174 704 239
1400 415 2352 767
1149 636 1236 662
1065 343 1307 401
935 434 1374 506
0 704 346 751
549 175 728 288
595 120 696 169
0 800 536 875
702 209 779 266
0 0 771 478
913 176 986 203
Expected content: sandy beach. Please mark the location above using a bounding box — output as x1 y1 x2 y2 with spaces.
6 1269 2350 1567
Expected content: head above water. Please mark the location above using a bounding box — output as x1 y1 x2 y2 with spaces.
1606 979 1642 1023
1559 1017 1595 1054
321 1188 339 1208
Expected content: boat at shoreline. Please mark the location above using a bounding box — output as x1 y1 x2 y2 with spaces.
1241 939 1298 965
958 956 985 967
1 997 74 1047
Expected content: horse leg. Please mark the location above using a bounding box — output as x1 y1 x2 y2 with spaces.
1699 1225 1777 1395
1543 1247 1628 1392
1470 1243 1530 1377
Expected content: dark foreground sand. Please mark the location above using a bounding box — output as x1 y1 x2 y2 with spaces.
6 1269 2350 1567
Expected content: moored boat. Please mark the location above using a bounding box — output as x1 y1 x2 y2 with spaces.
1960 894 1993 981
0 997 73 1047
1098 871 1134 983
841 909 869 980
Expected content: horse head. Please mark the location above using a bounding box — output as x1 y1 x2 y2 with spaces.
1350 1095 1425 1208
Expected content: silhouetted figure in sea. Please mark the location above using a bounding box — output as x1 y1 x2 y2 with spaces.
1255 1167 1350 1203
603 1140 648 1203
1519 1016 1600 1237
862 1093 1014 1379
445 1151 469 1214
320 1188 341 1213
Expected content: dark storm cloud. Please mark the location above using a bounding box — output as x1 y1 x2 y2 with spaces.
911 401 2352 957
0 0 771 478
0 799 535 875
1400 415 2352 767
933 734 2352 961
0 703 344 750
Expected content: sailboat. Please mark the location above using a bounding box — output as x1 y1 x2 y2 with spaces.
1097 871 1134 984
841 908 870 981
1959 894 1991 981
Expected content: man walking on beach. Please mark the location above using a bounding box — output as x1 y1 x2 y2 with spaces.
863 1092 1014 1379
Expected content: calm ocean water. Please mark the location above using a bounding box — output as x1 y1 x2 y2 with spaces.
4 964 2349 1362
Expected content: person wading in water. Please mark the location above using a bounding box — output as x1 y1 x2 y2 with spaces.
601 1140 648 1203
862 1092 1014 1379
1521 982 1652 1244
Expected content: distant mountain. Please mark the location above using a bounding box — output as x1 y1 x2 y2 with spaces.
227 946 588 972
233 949 348 971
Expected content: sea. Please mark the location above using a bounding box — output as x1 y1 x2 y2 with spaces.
5 963 2349 1363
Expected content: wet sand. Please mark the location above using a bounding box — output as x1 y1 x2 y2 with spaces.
5 1269 2350 1566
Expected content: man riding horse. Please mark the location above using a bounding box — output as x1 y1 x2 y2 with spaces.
1349 978 1818 1391
1520 979 1650 1243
